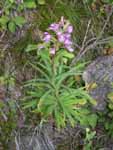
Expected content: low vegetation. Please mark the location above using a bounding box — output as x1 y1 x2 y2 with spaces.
0 0 113 149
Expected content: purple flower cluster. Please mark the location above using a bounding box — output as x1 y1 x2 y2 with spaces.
42 17 74 54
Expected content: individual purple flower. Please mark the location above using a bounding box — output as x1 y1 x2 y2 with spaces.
43 32 51 42
67 25 73 33
49 23 59 32
64 39 72 45
44 32 49 35
64 33 71 39
58 34 65 42
56 31 62 36
50 47 56 55
38 45 44 49
65 45 74 52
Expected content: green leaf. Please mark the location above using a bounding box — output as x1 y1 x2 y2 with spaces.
14 16 26 27
76 99 87 105
79 117 89 126
0 16 9 27
86 128 96 141
38 0 46 5
29 63 51 82
105 122 110 130
25 44 38 52
37 62 52 77
8 21 16 32
54 110 65 128
63 97 87 106
56 70 82 90
87 114 98 128
108 103 113 110
24 1 36 8
23 100 37 109
9 0 14 3
0 101 4 109
78 108 90 114
62 50 74 59
108 92 113 102
40 50 50 61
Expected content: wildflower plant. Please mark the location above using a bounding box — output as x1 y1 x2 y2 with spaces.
24 17 97 129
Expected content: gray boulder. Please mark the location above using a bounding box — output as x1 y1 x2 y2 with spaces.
83 55 113 111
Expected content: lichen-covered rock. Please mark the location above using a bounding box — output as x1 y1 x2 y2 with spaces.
83 55 113 111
